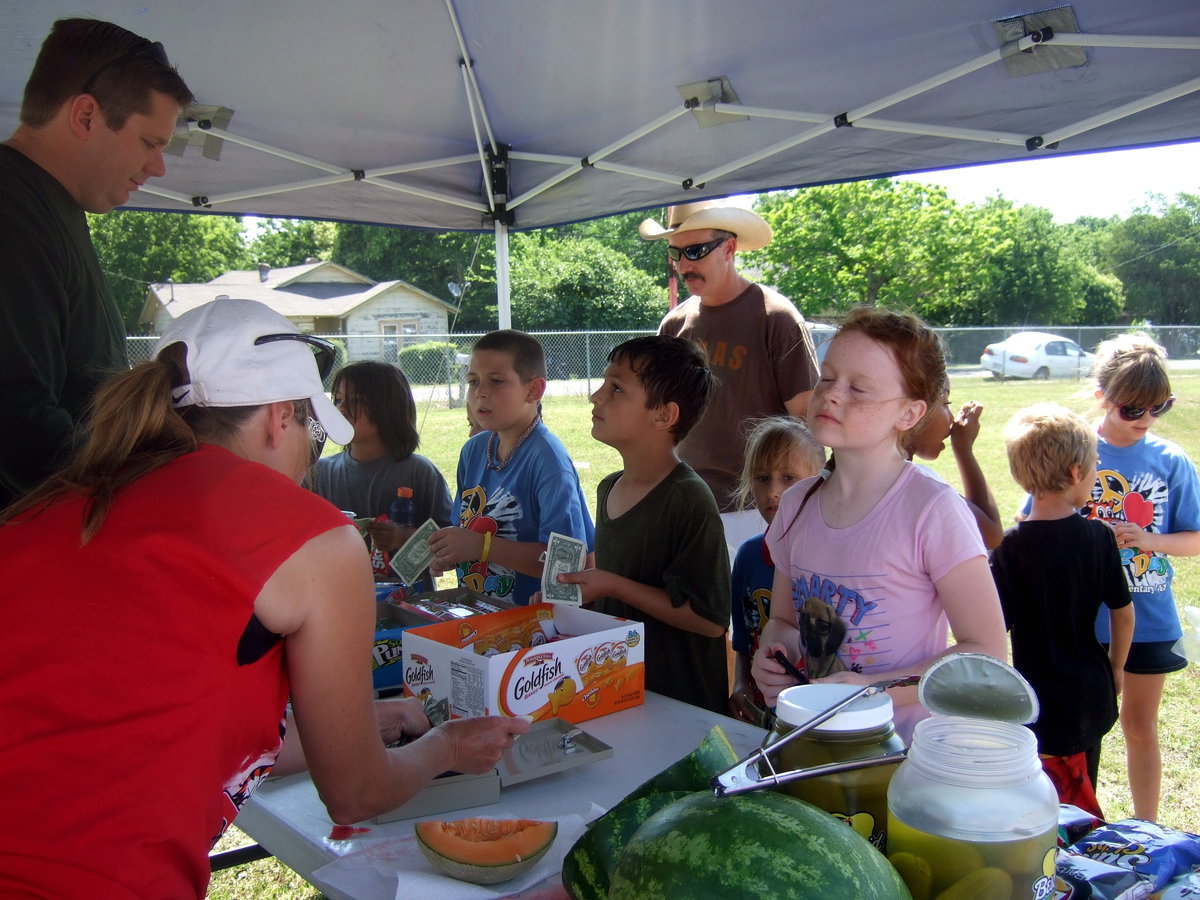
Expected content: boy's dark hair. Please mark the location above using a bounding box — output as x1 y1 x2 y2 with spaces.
331 361 419 459
608 336 715 443
473 329 547 383
21 18 194 130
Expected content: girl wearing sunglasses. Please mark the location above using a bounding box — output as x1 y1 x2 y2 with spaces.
1084 333 1200 822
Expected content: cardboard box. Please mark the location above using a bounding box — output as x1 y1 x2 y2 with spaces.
372 587 512 691
403 603 645 724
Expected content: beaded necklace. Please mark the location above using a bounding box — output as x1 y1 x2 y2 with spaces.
485 413 542 471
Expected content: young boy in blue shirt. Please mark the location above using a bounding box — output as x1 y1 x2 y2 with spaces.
553 336 731 713
429 330 594 605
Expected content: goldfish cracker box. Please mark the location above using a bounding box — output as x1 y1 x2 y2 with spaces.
402 603 645 725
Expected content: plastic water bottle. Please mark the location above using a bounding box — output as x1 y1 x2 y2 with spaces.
388 486 415 527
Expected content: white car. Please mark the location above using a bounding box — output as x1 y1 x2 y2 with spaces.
979 331 1095 380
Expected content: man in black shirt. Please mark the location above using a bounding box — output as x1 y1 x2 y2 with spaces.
0 18 193 507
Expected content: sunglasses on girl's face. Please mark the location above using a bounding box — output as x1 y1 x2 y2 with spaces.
666 237 728 262
306 416 328 463
1116 395 1175 421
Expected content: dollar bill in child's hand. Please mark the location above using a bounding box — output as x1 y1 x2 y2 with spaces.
390 518 439 586
541 531 586 606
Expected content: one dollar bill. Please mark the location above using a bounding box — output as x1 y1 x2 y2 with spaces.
389 518 439 586
541 531 586 606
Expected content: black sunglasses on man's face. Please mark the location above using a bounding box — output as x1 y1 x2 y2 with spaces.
80 39 171 96
666 236 728 262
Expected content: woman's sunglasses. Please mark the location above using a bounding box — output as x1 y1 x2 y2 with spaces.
254 332 337 380
666 237 728 262
1115 395 1175 421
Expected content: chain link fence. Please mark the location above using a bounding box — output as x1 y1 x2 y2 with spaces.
127 325 1200 405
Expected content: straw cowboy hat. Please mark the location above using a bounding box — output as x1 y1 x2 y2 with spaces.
637 200 772 251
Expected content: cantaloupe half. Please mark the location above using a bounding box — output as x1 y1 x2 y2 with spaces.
414 817 558 884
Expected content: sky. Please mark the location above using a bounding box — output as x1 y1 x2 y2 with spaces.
896 139 1200 223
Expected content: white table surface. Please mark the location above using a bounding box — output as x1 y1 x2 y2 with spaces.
237 693 766 899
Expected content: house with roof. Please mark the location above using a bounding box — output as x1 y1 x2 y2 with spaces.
138 260 459 360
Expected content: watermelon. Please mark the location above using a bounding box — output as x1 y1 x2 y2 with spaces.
561 726 740 900
561 790 690 900
618 725 739 805
608 791 912 900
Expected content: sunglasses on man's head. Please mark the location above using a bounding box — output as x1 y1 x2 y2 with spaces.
254 332 337 380
666 236 728 262
1116 395 1175 421
81 39 172 96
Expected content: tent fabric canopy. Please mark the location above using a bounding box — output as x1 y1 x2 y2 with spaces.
3 0 1199 236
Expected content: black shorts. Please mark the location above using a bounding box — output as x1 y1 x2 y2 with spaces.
1103 640 1188 675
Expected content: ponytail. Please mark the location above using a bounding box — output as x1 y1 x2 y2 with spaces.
1 344 257 543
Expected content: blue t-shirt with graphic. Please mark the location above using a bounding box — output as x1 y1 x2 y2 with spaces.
454 422 594 605
731 534 774 655
1085 431 1200 642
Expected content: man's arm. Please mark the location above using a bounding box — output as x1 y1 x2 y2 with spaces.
783 390 812 420
0 216 76 500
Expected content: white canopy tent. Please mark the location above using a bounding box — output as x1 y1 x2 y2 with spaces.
3 0 1199 325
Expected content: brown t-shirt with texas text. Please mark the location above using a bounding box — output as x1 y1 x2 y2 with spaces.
658 283 818 511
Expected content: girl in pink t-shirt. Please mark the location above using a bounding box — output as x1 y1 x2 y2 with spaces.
751 308 1006 732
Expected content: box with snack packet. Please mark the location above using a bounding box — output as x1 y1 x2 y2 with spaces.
402 603 645 724
372 587 513 692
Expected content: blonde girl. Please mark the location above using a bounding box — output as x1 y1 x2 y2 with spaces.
1083 333 1200 821
728 416 825 724
751 308 1006 738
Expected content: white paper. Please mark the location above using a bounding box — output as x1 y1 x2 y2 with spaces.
310 814 587 900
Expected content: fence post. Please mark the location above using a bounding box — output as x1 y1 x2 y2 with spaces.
585 332 592 396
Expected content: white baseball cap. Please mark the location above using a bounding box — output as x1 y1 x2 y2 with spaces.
153 297 354 446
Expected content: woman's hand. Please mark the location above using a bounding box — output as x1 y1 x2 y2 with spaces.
375 697 430 746
433 716 533 774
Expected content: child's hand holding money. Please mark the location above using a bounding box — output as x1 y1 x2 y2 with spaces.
428 525 486 572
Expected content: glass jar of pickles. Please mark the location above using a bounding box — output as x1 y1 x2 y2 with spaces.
764 684 905 851
887 697 1058 899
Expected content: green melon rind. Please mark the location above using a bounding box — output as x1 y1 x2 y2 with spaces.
415 822 557 885
609 791 912 900
561 790 692 900
618 725 739 805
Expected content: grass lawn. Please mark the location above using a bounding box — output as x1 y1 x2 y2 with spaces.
208 366 1200 897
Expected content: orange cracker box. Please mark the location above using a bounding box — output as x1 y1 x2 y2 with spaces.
402 603 645 725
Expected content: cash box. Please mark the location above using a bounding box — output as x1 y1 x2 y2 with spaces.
403 603 645 724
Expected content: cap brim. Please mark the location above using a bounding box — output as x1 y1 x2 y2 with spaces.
310 392 355 446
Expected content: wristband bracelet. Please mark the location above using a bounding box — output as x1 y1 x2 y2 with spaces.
480 530 493 566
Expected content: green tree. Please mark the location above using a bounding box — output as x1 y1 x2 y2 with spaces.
949 200 1090 326
508 233 663 330
247 218 337 267
548 210 670 286
1100 194 1200 324
88 211 249 330
752 180 979 320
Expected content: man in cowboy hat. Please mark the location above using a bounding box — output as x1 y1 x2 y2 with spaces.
641 200 819 557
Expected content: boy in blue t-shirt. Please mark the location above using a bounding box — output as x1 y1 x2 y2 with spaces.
429 330 594 605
